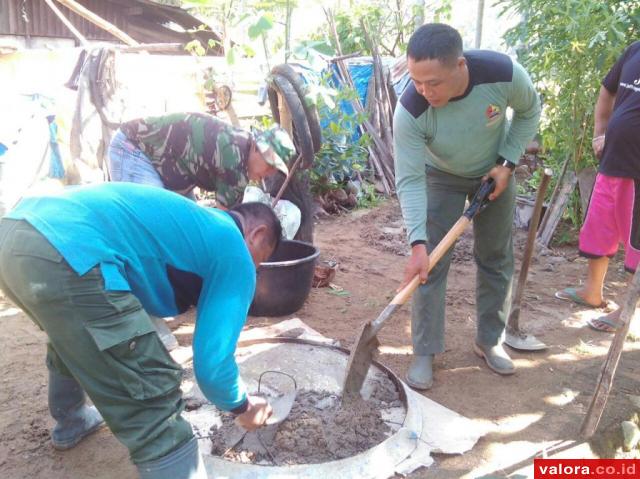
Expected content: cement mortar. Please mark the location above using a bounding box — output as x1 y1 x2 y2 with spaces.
209 386 399 465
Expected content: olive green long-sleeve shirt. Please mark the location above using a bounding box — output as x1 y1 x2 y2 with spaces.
393 50 541 244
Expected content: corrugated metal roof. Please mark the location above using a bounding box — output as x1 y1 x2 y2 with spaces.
0 0 127 40
0 0 223 53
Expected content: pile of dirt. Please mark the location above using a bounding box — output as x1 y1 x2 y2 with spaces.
208 388 398 465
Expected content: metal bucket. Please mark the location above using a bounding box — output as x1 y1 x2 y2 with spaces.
249 240 320 317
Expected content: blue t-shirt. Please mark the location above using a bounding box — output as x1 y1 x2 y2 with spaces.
601 41 640 179
6 183 254 411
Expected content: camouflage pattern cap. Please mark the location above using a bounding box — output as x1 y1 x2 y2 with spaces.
253 124 295 175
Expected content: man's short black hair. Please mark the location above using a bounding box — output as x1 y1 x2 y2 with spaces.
407 23 463 65
231 202 282 250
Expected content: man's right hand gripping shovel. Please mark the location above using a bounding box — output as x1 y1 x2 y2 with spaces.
342 178 496 400
398 178 496 292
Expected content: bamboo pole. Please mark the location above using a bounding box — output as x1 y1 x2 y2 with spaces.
581 268 640 438
325 9 394 193
362 20 394 156
44 0 88 45
53 0 139 46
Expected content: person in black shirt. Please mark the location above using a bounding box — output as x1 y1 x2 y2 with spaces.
556 42 640 332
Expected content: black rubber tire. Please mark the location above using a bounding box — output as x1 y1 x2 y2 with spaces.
267 73 315 169
270 64 322 154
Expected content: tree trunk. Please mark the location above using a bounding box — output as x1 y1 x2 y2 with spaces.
413 0 425 31
475 0 485 48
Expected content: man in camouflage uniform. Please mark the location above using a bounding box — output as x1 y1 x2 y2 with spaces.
108 112 293 207
108 113 294 351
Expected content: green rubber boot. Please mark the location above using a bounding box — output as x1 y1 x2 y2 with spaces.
48 370 105 450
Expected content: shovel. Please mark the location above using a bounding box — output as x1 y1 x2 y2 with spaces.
504 168 553 351
342 179 496 400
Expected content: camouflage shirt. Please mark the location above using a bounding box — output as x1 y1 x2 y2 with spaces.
120 112 252 207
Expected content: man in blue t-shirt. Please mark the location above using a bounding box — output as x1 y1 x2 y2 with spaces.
556 41 640 333
0 183 281 478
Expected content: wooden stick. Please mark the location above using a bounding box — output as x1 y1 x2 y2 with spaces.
329 52 363 63
44 0 88 45
362 20 393 156
325 8 394 192
367 146 392 195
507 168 553 333
581 267 640 438
272 154 303 207
116 43 184 53
53 0 139 46
224 102 240 127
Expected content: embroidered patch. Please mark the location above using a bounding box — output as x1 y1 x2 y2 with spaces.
485 104 502 126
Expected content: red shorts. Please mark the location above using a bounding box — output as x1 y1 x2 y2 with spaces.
579 173 640 273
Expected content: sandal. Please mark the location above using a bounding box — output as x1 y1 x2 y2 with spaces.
554 287 607 309
587 311 620 333
587 316 619 333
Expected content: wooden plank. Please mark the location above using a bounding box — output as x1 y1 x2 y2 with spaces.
7 0 15 33
53 0 139 45
577 166 597 220
117 42 183 53
537 169 577 247
44 0 88 45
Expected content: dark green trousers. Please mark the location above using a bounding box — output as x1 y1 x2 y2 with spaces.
411 167 515 355
0 219 193 463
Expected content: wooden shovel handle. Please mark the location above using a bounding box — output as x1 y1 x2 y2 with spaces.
272 154 303 207
391 215 471 305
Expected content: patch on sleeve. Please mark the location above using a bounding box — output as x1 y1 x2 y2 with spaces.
399 82 430 118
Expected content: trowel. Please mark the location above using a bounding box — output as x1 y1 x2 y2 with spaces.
265 390 297 425
504 168 552 351
224 390 297 453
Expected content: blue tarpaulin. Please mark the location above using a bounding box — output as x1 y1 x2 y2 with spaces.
326 63 373 141
293 61 375 141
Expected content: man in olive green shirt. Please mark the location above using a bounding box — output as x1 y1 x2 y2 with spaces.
394 24 540 389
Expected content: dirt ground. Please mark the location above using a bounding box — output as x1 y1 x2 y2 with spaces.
1 198 639 478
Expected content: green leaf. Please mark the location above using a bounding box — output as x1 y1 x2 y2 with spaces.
241 44 256 57
226 46 236 65
248 15 274 40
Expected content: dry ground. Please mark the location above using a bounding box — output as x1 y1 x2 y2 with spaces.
1 198 639 478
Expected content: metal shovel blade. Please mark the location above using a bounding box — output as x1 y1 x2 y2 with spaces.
505 331 547 351
265 390 297 425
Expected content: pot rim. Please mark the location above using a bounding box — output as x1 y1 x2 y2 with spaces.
258 239 320 268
